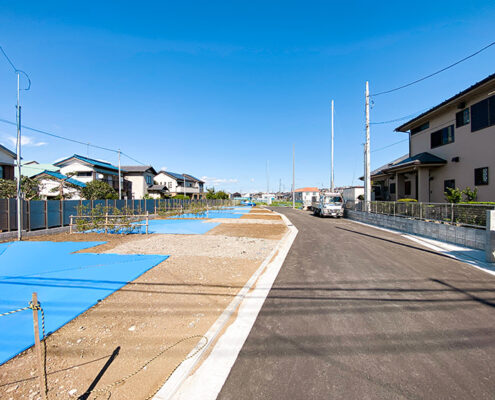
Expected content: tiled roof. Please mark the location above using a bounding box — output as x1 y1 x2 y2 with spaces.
33 171 86 187
55 154 122 172
295 187 319 192
384 152 447 171
122 165 157 174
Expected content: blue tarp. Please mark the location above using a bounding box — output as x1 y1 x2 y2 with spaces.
0 241 168 365
145 219 220 234
173 207 252 220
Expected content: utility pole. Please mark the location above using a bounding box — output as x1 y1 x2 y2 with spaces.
118 149 122 200
16 72 22 240
331 99 334 192
292 144 295 209
365 81 371 211
184 174 186 197
279 178 281 194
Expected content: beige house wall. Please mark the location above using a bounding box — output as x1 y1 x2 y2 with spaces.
407 85 495 203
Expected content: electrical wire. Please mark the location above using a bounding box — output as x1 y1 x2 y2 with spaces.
371 139 408 153
0 45 31 90
0 117 147 165
370 107 431 125
371 41 495 97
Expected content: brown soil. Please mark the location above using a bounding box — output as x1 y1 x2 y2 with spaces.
27 232 137 254
240 214 281 220
0 255 263 400
207 223 287 240
248 209 272 214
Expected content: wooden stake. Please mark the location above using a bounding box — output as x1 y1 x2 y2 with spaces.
32 292 47 400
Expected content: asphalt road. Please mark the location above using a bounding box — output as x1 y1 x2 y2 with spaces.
217 208 495 400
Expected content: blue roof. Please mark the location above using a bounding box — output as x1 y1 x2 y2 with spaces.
55 154 121 172
166 171 186 180
36 171 87 187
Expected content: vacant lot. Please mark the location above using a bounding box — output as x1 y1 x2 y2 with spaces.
0 207 287 400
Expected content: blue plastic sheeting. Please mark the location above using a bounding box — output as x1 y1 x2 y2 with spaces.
0 241 168 365
145 219 220 234
174 207 252 220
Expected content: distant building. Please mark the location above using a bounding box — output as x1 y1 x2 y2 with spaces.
0 144 16 180
342 186 364 203
32 170 86 199
373 74 495 202
294 187 319 207
154 171 205 199
122 165 168 199
54 154 132 198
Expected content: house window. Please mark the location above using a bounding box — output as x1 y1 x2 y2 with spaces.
168 182 172 188
145 175 153 185
456 108 470 127
471 95 495 132
444 179 455 192
431 125 454 148
474 167 489 186
404 181 411 196
389 183 396 194
77 171 92 177
0 166 3 179
411 122 430 135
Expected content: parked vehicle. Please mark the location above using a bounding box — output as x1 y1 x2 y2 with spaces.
312 193 344 218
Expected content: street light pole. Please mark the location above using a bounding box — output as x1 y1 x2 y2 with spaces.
16 72 22 240
118 149 121 200
331 99 334 193
292 144 295 209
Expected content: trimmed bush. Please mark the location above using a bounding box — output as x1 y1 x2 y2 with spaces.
397 198 417 202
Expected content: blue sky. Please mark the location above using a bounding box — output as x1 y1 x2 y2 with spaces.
0 1 494 192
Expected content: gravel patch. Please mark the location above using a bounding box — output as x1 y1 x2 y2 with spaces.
106 234 278 260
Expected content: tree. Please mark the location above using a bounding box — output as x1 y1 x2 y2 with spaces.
205 188 217 199
81 180 118 200
462 187 478 202
215 190 229 200
0 177 40 200
444 187 462 203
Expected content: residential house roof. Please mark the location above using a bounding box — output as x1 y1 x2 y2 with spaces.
16 162 59 178
395 73 495 132
32 171 87 187
148 184 168 192
158 171 196 183
295 187 319 193
0 143 16 159
122 165 157 175
184 174 204 183
367 154 409 179
54 154 123 172
382 152 447 173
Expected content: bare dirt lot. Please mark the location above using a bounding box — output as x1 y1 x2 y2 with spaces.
0 213 287 400
240 214 281 220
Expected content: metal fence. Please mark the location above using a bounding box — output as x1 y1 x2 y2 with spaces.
350 201 495 229
0 198 236 232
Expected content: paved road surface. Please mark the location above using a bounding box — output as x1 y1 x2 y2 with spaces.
217 208 495 400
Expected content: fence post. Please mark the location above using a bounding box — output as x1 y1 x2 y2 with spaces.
146 211 149 234
69 216 73 234
7 198 11 232
31 292 48 400
60 199 64 227
486 210 495 263
45 201 48 230
451 203 454 223
419 203 422 220
105 212 108 234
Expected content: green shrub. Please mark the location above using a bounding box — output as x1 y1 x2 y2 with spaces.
397 198 417 202
462 187 478 202
444 187 462 203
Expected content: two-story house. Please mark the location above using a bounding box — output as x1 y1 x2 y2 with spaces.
371 73 495 203
154 171 205 199
54 154 132 198
294 187 320 207
0 144 16 180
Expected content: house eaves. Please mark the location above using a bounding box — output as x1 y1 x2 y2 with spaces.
395 73 495 133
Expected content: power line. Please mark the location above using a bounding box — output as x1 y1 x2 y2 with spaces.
371 139 408 153
0 117 146 165
0 45 31 90
370 107 431 125
372 41 495 97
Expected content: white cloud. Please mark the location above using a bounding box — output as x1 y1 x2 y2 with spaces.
160 166 167 171
201 176 238 185
250 178 255 182
6 135 47 147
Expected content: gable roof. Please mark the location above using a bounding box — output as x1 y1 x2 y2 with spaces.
395 73 495 132
382 152 447 173
295 187 319 192
157 171 196 182
184 174 204 183
54 154 122 172
0 143 16 159
122 165 157 175
32 170 86 187
16 162 59 178
368 154 409 178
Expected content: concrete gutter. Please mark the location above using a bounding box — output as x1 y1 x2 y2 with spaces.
153 211 298 400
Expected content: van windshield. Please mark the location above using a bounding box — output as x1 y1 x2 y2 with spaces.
323 196 342 203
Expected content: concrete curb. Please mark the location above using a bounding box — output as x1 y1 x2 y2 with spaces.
153 210 298 400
